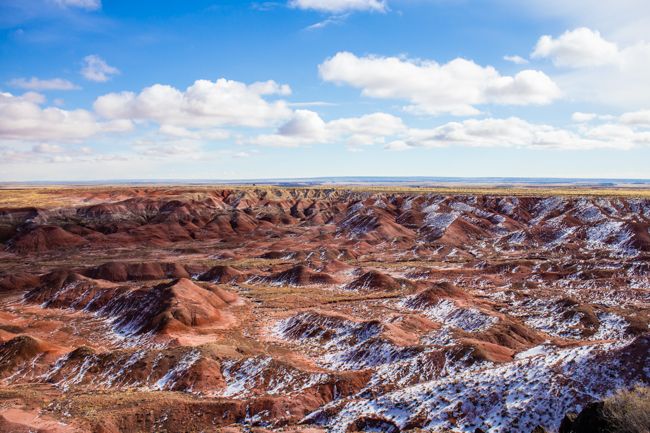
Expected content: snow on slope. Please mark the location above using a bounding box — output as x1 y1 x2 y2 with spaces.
401 296 497 333
306 336 649 433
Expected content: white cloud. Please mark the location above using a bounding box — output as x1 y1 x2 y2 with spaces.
508 0 650 43
253 108 650 151
319 52 561 116
277 109 328 141
384 140 411 151
0 91 131 142
328 111 405 145
571 112 597 123
289 0 386 13
503 55 529 65
289 101 337 107
53 0 101 10
400 118 573 148
270 104 650 149
306 14 348 30
8 77 79 91
20 91 47 104
532 27 619 68
530 28 650 108
396 117 649 150
158 124 230 141
0 148 129 165
252 110 328 147
133 138 204 158
81 55 120 82
252 109 405 147
249 80 292 96
94 78 292 128
328 111 404 135
620 109 650 126
32 143 64 153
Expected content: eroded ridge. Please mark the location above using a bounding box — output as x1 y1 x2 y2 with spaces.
0 187 648 432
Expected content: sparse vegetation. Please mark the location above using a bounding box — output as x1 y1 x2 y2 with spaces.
603 386 650 433
1 187 649 433
2 184 650 210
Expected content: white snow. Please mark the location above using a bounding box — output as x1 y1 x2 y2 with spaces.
585 221 636 256
512 298 584 339
307 338 647 433
153 349 201 390
405 299 498 333
591 312 629 340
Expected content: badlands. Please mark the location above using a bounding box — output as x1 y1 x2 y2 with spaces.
0 185 648 432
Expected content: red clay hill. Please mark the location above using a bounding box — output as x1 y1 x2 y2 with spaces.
0 186 648 433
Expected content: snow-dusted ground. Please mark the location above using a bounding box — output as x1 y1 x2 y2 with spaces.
422 205 459 238
5 193 650 432
273 311 382 351
510 298 585 339
411 299 498 333
590 312 630 341
219 356 329 397
306 337 649 433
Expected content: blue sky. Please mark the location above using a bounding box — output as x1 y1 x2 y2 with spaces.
1 0 649 181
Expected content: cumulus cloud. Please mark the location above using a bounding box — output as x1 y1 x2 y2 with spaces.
53 0 101 10
1 77 295 167
252 101 650 151
0 91 131 142
582 123 650 146
319 52 561 116
571 112 598 123
507 0 650 43
393 117 650 150
20 92 47 104
81 55 120 82
619 109 650 126
249 80 292 96
255 109 650 151
328 111 405 143
289 0 387 13
532 27 619 68
384 140 411 151
94 78 293 128
8 77 79 91
252 109 405 147
276 110 328 142
398 118 583 149
529 28 650 108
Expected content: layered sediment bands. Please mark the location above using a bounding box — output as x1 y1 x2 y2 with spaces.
24 276 239 335
84 261 191 282
0 187 649 433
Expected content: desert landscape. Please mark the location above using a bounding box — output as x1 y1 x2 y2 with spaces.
3 0 650 431
0 185 648 432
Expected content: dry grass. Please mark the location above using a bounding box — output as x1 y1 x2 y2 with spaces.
2 184 650 209
603 386 650 433
302 184 650 199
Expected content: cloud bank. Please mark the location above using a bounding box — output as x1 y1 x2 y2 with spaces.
319 52 561 116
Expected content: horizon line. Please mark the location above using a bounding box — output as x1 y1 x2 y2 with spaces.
2 175 650 186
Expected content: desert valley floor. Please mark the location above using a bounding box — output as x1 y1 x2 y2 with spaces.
0 185 648 433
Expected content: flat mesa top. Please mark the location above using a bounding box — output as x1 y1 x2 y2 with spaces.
1 183 650 209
